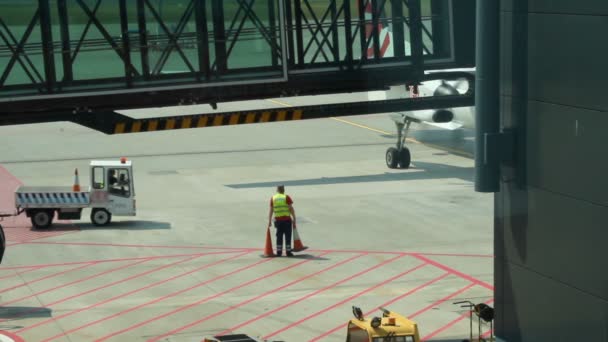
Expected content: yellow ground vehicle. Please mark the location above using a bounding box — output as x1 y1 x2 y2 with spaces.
346 306 420 342
200 306 420 342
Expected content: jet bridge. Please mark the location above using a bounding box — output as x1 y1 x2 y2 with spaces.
0 0 476 130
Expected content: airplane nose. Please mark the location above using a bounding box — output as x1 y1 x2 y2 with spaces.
434 82 460 96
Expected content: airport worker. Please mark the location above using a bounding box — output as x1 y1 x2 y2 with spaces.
108 170 119 186
268 185 296 257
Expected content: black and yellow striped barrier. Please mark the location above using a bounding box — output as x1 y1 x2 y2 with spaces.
73 90 474 135
112 109 304 134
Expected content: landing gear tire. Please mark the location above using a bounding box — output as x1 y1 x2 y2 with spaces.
398 147 411 169
386 147 399 169
31 210 53 229
91 208 112 226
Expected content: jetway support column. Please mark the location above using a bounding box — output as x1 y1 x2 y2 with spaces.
57 0 73 82
39 0 56 93
475 0 512 193
211 0 227 74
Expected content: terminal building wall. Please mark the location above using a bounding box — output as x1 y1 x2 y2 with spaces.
496 1 608 341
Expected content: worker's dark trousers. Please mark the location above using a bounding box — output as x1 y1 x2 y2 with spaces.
274 219 292 254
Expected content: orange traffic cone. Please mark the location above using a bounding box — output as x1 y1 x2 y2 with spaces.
292 226 308 252
72 168 81 192
262 226 275 258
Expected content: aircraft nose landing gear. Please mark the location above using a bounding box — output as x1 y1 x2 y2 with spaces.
385 147 411 169
386 147 399 168
386 114 413 169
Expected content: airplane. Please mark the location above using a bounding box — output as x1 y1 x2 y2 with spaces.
363 2 475 169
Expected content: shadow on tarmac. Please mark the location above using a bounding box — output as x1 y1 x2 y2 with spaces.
0 142 391 165
261 253 330 261
38 220 171 231
226 161 474 189
0 306 52 320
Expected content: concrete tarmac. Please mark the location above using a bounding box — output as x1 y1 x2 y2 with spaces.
0 95 492 342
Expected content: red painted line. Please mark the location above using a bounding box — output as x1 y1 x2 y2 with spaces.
107 253 330 342
18 242 495 258
0 258 151 307
42 251 252 342
0 250 237 270
0 266 44 280
414 252 494 258
11 230 79 243
409 283 476 318
482 328 494 338
0 329 25 342
481 329 493 338
263 260 427 340
162 253 367 340
23 241 240 250
0 252 242 326
309 272 451 341
249 248 491 258
92 253 274 341
0 165 22 209
2 225 28 229
412 254 494 291
218 253 407 337
421 298 494 341
13 254 204 331
0 262 97 294
14 231 79 243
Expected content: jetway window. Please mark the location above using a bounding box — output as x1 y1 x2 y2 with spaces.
0 0 43 87
425 0 454 60
288 0 454 66
0 0 470 104
0 0 288 92
220 1 283 70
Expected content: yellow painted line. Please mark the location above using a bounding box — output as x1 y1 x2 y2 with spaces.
245 113 256 123
330 117 422 144
131 121 142 133
213 115 223 126
197 116 208 127
148 120 158 131
267 98 472 158
267 98 292 107
114 123 126 134
331 116 472 156
229 114 240 125
165 119 176 130
330 117 392 135
181 117 192 129
423 142 474 158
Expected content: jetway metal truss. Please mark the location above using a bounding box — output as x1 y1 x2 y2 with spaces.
0 0 475 126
